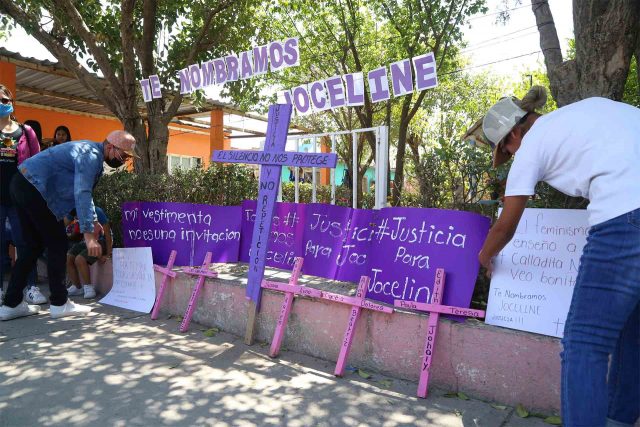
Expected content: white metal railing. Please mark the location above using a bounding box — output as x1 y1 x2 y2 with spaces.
276 126 389 209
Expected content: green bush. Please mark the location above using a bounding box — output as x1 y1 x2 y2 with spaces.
280 182 375 208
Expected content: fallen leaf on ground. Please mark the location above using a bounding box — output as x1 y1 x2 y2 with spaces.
516 404 529 418
357 369 372 379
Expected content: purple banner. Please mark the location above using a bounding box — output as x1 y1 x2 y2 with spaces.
121 201 242 266
365 207 489 308
240 200 306 270
123 201 490 311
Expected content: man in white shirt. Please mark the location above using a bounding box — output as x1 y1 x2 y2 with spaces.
477 87 640 427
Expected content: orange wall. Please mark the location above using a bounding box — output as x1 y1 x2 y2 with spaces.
167 128 213 168
15 104 122 142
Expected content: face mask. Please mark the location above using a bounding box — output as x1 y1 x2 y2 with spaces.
105 157 124 168
0 103 14 118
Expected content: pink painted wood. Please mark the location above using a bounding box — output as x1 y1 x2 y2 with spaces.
329 276 394 377
179 252 216 332
261 257 322 358
150 250 178 320
393 269 486 398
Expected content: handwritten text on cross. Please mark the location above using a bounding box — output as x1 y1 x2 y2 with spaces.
211 103 337 306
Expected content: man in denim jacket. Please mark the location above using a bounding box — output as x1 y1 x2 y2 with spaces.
0 130 138 320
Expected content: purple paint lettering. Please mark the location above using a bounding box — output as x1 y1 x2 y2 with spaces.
240 51 253 79
292 85 311 115
344 73 364 106
325 76 346 108
280 90 293 105
201 61 216 87
390 59 414 97
189 64 202 90
140 79 152 102
368 67 390 102
253 45 269 75
226 55 239 82
309 81 328 110
149 75 162 99
269 41 285 70
413 52 438 91
283 37 299 67
179 68 191 94
214 58 227 85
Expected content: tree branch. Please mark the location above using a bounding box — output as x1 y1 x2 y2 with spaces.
0 0 120 114
53 0 126 100
163 0 237 123
140 0 157 76
531 0 563 68
120 0 138 113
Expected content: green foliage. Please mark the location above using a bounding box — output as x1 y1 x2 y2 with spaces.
623 56 639 108
280 182 375 209
94 164 257 247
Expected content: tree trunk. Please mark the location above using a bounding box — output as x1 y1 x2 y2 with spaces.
574 0 639 100
532 0 639 106
392 121 409 206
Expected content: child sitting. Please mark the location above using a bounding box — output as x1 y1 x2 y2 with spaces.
65 206 112 299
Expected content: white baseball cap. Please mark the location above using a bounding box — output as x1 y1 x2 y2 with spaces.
482 97 527 167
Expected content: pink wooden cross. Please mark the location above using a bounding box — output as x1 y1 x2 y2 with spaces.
261 257 323 358
394 268 485 398
320 276 394 377
150 250 178 320
179 252 218 333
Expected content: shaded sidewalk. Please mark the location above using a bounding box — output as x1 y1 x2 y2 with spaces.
1 301 555 426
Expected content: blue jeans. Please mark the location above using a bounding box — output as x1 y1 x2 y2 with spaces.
0 204 37 291
561 208 640 426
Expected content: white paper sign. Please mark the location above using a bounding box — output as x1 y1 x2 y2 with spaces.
485 208 589 337
100 247 156 313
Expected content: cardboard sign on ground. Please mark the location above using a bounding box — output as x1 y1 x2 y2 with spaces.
101 247 156 313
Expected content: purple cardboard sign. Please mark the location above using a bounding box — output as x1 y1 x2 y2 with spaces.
123 200 489 312
121 201 242 266
241 104 293 304
366 207 489 311
302 203 352 279
240 200 306 270
211 104 337 305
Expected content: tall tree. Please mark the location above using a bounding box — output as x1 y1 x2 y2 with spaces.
373 0 486 205
0 0 259 172
266 0 486 205
531 0 639 106
263 0 389 206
